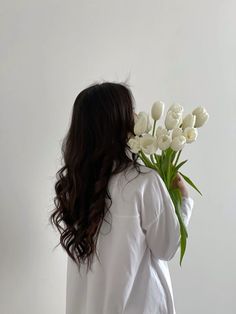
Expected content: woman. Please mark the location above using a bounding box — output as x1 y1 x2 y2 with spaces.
49 81 194 314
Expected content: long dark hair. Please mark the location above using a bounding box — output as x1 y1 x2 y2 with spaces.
49 80 146 273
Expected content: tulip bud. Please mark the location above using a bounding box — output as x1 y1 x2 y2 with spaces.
155 126 170 139
192 106 209 127
182 127 198 143
168 103 184 116
182 113 196 129
127 135 141 153
134 111 151 135
139 134 158 154
172 127 183 139
134 115 146 135
170 135 186 151
165 111 182 130
151 101 165 121
157 134 172 150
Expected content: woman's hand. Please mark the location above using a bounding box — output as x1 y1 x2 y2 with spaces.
172 172 189 198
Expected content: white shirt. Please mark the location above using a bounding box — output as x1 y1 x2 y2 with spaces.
66 162 194 314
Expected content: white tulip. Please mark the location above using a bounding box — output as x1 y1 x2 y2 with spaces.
127 135 141 153
140 112 152 133
172 127 183 139
165 111 182 130
134 115 147 135
192 106 209 127
182 113 196 129
139 134 158 154
182 127 198 143
168 103 184 116
155 126 170 139
134 111 152 135
134 112 138 124
157 134 172 150
137 111 149 123
151 101 165 121
134 112 149 135
170 135 186 151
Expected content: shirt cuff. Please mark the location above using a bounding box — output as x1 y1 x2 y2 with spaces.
180 196 194 226
182 196 194 207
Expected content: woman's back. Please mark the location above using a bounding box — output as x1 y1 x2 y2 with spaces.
66 164 194 314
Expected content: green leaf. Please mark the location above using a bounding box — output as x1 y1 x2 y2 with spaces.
175 159 188 171
150 154 156 166
171 188 188 237
138 150 153 167
166 150 176 189
165 147 172 157
170 169 178 184
169 188 188 266
171 150 177 163
173 149 182 167
161 153 169 174
158 154 167 184
179 171 203 196
166 155 171 188
153 153 160 166
153 154 160 164
153 154 164 178
138 151 161 176
175 188 183 208
179 228 187 266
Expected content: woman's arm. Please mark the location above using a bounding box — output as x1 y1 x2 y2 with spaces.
141 171 194 261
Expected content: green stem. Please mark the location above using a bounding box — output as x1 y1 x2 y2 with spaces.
139 150 155 168
166 151 173 189
150 154 155 164
152 120 157 136
174 149 182 167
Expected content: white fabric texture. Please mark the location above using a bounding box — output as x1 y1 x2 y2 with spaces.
66 163 194 314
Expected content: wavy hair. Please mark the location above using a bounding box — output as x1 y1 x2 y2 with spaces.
49 81 146 273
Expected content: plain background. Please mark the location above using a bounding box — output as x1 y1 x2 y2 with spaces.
1 0 236 313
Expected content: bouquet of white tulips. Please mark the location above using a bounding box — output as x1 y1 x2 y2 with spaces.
128 101 209 265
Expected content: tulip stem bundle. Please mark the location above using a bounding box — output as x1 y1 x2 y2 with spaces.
128 101 209 265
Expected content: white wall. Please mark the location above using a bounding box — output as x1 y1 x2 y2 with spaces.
1 1 236 313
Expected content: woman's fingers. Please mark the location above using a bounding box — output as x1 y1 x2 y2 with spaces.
172 172 189 198
172 173 181 187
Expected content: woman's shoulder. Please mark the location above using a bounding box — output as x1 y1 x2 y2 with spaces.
117 164 164 196
128 164 162 183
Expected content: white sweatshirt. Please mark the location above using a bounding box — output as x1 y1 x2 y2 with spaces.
66 162 194 314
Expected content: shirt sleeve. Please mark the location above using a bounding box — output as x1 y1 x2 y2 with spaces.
140 170 194 261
